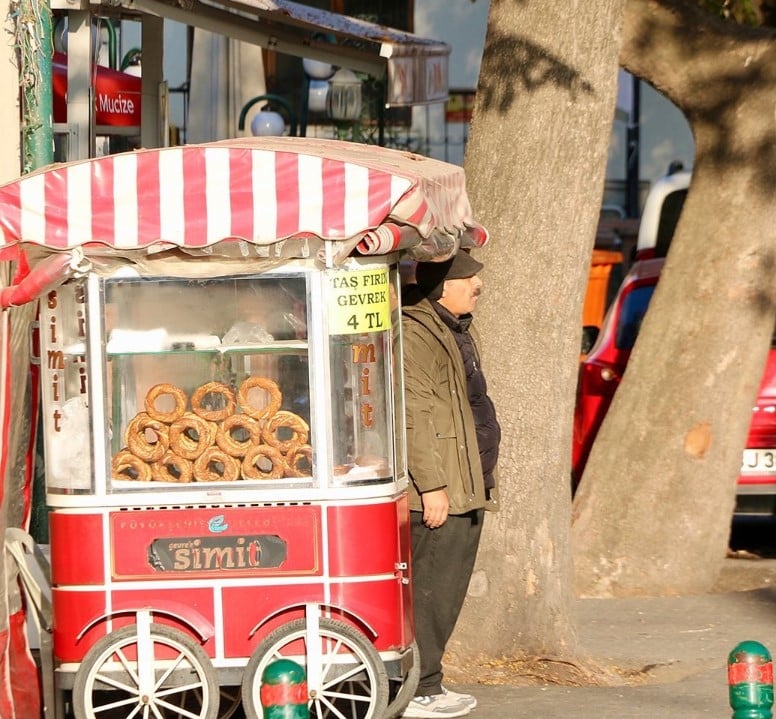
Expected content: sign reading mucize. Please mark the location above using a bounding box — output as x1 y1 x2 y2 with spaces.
52 52 142 127
327 269 391 335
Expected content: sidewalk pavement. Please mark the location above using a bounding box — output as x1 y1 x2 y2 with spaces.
445 558 776 718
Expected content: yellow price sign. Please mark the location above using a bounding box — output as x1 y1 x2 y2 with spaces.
327 268 391 335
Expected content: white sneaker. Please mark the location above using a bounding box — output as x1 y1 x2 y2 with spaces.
402 694 472 718
441 686 478 709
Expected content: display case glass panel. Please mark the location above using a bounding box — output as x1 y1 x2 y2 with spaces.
325 267 400 484
40 281 93 491
105 274 311 491
42 272 314 495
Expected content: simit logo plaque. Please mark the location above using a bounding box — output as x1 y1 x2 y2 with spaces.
147 535 287 572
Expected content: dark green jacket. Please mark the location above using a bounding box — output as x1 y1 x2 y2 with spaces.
401 296 499 514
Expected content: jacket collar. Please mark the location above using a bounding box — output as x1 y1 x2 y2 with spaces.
402 293 475 334
431 300 473 333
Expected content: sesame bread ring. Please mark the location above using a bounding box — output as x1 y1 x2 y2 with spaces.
112 449 152 482
169 412 213 460
237 377 282 422
203 419 219 447
242 444 285 480
284 444 313 478
144 383 187 423
262 411 309 454
124 412 169 463
194 446 241 482
190 381 236 422
151 450 193 483
216 414 262 457
192 415 218 447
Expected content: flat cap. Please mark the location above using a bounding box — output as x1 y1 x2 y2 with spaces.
415 250 484 300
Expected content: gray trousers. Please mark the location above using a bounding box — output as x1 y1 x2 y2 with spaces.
410 508 485 696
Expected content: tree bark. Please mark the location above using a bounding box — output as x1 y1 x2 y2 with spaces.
572 0 776 596
448 0 626 663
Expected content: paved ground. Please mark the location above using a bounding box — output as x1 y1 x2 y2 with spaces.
444 557 776 718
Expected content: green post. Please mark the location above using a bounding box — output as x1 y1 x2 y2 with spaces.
729 641 774 719
20 0 54 173
260 658 307 719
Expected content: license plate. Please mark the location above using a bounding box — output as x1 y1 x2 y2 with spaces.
741 449 776 474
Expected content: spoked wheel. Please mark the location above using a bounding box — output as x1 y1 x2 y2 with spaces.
384 641 420 719
216 686 242 719
72 623 219 719
169 684 241 718
241 618 389 719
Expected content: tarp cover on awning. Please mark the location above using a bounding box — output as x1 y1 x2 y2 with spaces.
238 0 450 105
0 138 486 264
124 0 450 105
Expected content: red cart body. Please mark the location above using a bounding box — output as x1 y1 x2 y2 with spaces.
0 138 487 719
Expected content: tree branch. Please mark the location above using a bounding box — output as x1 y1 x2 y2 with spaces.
620 0 776 115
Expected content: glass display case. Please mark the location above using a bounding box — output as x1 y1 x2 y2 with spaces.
38 259 406 505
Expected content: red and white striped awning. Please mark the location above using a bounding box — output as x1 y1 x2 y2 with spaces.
0 138 486 256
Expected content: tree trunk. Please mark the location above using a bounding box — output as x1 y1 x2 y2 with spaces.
448 0 626 664
572 0 776 597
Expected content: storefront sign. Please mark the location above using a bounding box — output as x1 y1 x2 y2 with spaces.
446 91 476 124
52 52 142 127
328 269 391 335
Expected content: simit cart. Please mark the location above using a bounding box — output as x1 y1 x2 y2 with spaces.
0 138 488 719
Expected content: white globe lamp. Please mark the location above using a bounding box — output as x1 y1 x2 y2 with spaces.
307 80 329 114
250 110 286 137
303 58 335 80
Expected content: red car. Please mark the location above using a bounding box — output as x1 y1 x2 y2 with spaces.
572 257 776 514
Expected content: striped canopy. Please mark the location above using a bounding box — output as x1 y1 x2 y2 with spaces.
0 138 487 257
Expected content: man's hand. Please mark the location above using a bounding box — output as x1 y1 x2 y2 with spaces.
421 489 449 528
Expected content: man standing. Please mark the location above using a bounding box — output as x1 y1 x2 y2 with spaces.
401 250 500 718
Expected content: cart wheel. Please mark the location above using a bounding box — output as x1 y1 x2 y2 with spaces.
217 686 242 719
241 618 389 719
163 684 241 718
72 623 219 719
384 640 420 719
